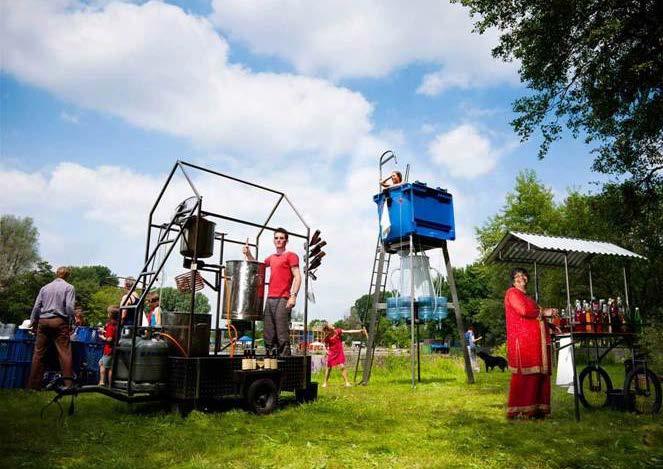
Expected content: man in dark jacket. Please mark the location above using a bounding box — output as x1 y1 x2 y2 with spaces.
28 266 76 389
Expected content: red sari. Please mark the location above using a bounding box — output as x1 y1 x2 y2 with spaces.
504 287 551 418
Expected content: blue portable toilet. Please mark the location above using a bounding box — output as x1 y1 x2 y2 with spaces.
374 181 455 251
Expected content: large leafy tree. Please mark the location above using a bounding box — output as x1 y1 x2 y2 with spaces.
458 0 663 185
0 215 40 288
0 261 54 324
68 265 116 313
158 287 211 314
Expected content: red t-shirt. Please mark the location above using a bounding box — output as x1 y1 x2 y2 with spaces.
103 321 117 356
264 251 299 298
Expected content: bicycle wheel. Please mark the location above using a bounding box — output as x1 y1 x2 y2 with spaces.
578 366 612 409
624 367 662 415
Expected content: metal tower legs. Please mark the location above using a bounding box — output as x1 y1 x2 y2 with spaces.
443 240 474 384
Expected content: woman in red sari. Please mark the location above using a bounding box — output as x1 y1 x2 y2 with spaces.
505 268 555 419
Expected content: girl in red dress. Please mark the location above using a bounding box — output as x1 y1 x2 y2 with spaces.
505 268 556 419
322 324 367 388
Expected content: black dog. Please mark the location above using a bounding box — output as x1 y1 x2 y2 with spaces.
477 350 507 372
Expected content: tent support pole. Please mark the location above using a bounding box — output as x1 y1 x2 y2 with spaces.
533 261 539 303
623 265 630 313
588 264 593 299
565 253 580 421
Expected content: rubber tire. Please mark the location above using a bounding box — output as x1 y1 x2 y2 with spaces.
623 368 662 415
578 366 613 409
245 378 278 415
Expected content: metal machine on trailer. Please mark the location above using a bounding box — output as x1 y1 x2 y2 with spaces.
53 161 318 415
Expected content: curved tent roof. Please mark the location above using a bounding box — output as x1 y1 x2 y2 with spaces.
486 231 646 268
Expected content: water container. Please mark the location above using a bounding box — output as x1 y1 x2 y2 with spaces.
434 297 448 320
386 297 400 322
417 296 435 321
374 182 455 250
398 296 413 321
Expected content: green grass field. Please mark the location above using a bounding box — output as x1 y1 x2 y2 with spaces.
1 355 661 468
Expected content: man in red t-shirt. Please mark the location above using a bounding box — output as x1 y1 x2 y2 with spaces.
244 227 301 355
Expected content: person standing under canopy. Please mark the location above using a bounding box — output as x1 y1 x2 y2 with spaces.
243 227 301 356
504 268 555 419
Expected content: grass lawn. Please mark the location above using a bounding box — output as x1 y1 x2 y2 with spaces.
1 355 661 468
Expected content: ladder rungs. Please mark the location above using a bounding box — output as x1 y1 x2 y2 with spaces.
139 271 156 277
158 239 175 245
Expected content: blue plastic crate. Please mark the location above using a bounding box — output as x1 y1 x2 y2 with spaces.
13 328 32 341
374 181 455 249
0 362 31 389
0 340 9 362
85 344 104 371
7 339 35 363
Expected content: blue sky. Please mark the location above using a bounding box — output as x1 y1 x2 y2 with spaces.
1 1 605 321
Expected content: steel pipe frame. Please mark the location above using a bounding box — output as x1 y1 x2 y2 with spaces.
119 160 312 394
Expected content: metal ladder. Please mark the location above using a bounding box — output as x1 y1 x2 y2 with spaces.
110 200 200 393
354 237 391 384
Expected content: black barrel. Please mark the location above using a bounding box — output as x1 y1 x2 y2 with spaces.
180 216 215 259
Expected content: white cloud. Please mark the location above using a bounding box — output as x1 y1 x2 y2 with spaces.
60 111 80 124
0 160 482 321
1 0 373 159
210 0 518 92
428 124 515 179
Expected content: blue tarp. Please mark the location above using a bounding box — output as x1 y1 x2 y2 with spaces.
238 336 253 343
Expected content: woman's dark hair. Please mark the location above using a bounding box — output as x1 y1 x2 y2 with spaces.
510 267 529 283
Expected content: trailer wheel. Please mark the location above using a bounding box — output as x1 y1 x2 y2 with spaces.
245 378 278 415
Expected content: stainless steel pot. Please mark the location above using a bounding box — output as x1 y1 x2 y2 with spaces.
223 260 266 321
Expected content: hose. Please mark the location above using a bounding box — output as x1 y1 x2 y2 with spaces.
224 276 237 357
158 332 189 358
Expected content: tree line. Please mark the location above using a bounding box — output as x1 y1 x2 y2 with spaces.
0 215 210 326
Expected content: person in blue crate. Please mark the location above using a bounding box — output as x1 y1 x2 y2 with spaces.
27 266 76 390
98 306 119 386
380 170 403 189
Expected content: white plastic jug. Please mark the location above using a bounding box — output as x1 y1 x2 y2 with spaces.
390 251 440 299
